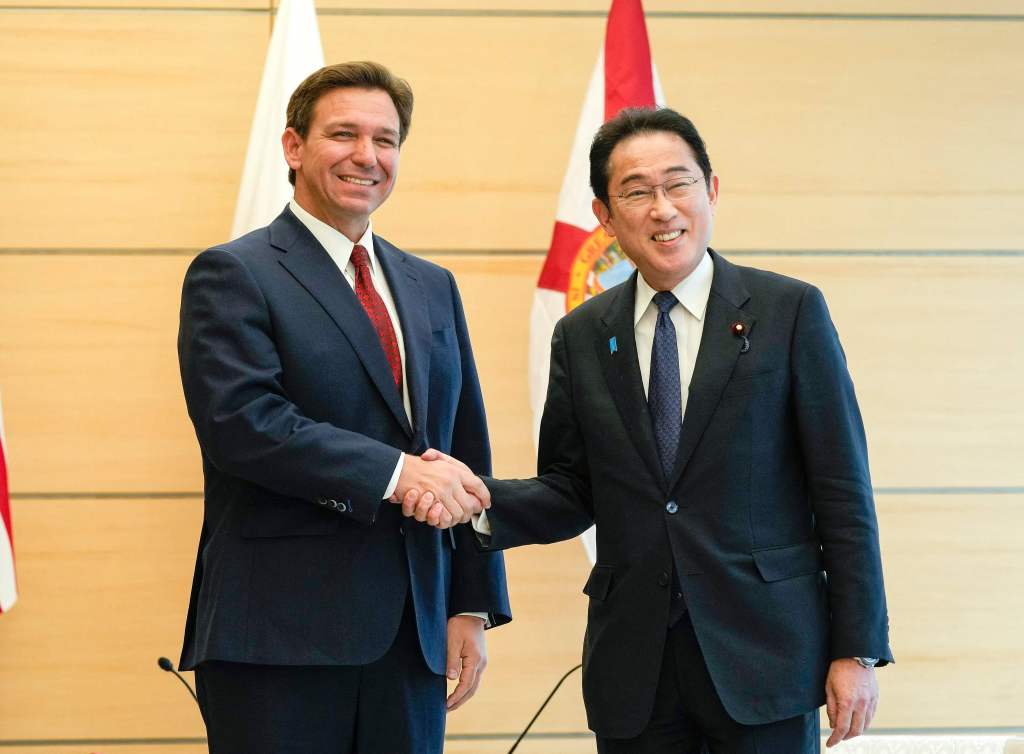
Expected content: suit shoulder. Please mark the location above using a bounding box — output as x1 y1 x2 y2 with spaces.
559 281 623 330
190 226 277 269
733 260 818 302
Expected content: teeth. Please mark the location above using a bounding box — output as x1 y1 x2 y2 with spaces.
340 176 374 186
653 230 682 242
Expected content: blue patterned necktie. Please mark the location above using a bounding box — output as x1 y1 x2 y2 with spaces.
649 291 681 479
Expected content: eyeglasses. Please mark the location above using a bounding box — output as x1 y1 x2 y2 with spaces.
613 175 703 209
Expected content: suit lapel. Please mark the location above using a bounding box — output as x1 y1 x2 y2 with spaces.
668 250 754 491
375 235 430 446
595 272 667 492
271 209 413 438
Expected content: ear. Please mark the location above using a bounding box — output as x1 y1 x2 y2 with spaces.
592 197 616 237
282 127 304 172
707 174 720 214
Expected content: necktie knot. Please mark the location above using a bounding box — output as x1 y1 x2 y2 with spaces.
653 290 678 314
350 244 371 272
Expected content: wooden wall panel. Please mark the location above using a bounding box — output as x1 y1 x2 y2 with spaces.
2 13 1021 250
0 12 266 249
0 498 205 739
0 492 1020 738
872 493 1024 728
310 1 1024 12
0 497 591 738
1 254 1019 493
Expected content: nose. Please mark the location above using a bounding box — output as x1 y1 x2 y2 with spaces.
352 136 377 167
649 187 678 221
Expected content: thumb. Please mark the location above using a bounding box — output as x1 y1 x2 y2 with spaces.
421 448 443 462
446 635 462 680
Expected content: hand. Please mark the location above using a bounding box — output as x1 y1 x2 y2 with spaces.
394 450 490 529
825 658 879 747
445 614 487 712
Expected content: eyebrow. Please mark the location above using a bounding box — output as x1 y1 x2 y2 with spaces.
618 165 692 186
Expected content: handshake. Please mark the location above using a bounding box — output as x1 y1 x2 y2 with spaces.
390 449 489 529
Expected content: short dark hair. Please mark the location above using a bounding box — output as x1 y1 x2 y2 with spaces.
285 61 414 185
589 107 712 206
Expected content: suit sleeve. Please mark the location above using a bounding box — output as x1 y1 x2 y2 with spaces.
178 248 400 526
791 285 893 665
477 318 595 551
442 271 512 626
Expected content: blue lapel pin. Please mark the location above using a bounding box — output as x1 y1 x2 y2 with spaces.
609 336 618 354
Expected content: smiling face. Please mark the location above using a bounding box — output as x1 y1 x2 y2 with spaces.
592 130 718 291
283 86 401 241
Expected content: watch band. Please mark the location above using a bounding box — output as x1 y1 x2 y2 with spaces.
854 656 879 668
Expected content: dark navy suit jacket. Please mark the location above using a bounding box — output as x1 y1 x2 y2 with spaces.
480 250 891 738
177 207 510 675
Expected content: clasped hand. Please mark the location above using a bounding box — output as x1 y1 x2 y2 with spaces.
391 449 489 529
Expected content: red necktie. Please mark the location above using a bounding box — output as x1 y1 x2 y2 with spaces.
350 244 403 392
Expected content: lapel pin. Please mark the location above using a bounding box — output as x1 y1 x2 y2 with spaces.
609 336 618 354
731 322 750 354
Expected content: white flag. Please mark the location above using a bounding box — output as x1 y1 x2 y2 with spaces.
231 0 324 239
530 0 665 564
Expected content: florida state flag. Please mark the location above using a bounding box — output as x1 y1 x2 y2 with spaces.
529 0 665 562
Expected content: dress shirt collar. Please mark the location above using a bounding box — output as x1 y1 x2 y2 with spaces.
289 199 376 274
633 249 714 327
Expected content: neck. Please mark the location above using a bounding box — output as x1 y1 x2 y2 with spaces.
292 192 368 243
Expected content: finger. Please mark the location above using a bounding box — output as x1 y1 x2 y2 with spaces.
401 489 420 517
436 503 454 529
426 502 449 528
825 686 837 731
845 705 866 741
827 701 852 748
421 448 443 462
461 473 491 509
412 491 435 522
413 493 435 522
866 695 878 730
446 656 479 711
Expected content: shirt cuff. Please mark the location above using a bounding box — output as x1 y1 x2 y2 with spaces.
471 509 492 536
383 453 405 500
457 611 491 628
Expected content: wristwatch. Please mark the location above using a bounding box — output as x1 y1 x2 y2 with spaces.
854 657 879 668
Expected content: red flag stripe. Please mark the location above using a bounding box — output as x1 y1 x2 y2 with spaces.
0 446 10 551
537 222 592 292
604 0 656 121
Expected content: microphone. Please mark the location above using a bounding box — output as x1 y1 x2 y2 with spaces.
157 656 200 707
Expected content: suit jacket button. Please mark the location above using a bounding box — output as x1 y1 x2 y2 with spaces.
665 501 679 514
328 499 338 509
337 502 347 512
657 571 670 587
317 497 326 505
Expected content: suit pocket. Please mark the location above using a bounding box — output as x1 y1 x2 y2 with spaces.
582 564 614 602
240 496 343 539
432 326 456 349
751 541 823 582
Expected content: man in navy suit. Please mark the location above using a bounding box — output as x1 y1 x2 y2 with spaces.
406 108 892 753
177 61 510 754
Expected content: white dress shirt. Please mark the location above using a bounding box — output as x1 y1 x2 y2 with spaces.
474 250 714 537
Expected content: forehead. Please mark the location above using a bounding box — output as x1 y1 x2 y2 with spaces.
311 86 400 130
607 131 698 183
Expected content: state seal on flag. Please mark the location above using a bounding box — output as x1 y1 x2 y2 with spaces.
565 227 635 312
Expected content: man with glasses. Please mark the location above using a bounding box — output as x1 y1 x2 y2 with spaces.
404 107 892 753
